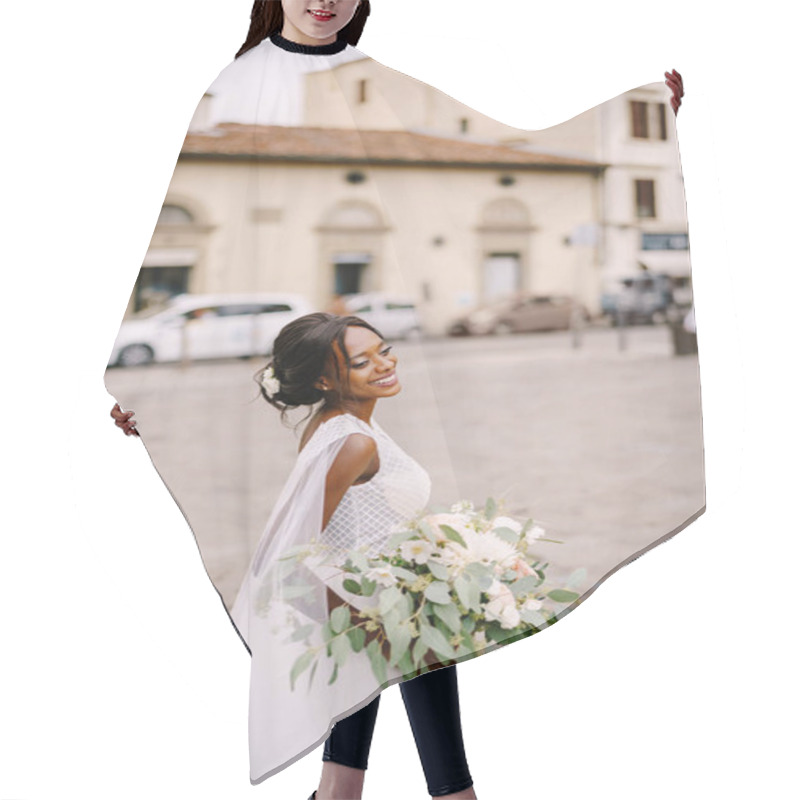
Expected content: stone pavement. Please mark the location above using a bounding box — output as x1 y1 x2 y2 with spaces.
105 324 705 608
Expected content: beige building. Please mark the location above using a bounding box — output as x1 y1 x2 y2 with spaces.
137 126 604 335
133 52 687 332
303 57 691 289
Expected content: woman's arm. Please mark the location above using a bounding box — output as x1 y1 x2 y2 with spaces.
321 433 377 529
322 432 380 621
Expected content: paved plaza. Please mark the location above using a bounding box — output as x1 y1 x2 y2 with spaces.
105 324 705 608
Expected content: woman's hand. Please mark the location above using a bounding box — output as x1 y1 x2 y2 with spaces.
110 403 139 437
665 68 684 115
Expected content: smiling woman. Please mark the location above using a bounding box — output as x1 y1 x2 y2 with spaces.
232 312 478 798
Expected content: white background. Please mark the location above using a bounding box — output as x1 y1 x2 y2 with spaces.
2 1 797 798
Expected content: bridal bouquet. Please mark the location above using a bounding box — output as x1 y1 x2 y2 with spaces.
269 499 585 690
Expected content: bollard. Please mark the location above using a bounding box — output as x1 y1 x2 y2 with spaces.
616 308 628 352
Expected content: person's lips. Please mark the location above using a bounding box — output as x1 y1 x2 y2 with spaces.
370 372 397 387
307 9 335 22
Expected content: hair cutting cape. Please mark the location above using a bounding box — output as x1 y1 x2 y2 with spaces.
105 32 705 784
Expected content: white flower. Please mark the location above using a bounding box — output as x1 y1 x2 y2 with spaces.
461 529 519 569
524 525 546 548
365 566 396 587
399 539 434 564
483 580 521 630
486 579 513 602
450 500 475 514
260 366 281 397
493 516 522 535
472 630 488 650
433 526 521 576
521 597 543 612
437 542 470 571
484 597 521 630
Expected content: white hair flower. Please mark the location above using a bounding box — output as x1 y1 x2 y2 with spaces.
260 366 281 398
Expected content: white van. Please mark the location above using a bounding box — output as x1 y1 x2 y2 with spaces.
108 293 312 367
344 293 422 340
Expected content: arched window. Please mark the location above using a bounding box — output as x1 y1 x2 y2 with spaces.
319 201 387 298
480 198 531 230
157 204 194 225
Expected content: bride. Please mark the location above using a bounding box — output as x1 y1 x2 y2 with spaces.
233 311 476 799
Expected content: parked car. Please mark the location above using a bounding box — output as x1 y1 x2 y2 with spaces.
344 293 423 340
448 294 589 336
600 273 676 324
108 293 312 367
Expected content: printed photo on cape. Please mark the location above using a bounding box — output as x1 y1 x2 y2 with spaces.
103 19 703 784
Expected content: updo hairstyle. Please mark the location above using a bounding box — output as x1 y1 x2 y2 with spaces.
256 312 383 421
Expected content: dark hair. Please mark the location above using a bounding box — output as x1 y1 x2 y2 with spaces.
256 312 384 421
236 0 371 59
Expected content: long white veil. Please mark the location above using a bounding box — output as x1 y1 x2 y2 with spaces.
230 415 403 784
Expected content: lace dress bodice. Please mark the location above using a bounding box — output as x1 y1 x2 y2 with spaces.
304 413 431 562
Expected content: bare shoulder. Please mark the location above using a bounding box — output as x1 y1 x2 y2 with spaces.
328 433 378 487
336 432 377 463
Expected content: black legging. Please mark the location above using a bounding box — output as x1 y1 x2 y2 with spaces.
323 665 473 797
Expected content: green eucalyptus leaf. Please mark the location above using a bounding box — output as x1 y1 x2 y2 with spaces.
485 624 507 644
521 518 534 534
290 650 314 691
412 635 429 667
361 577 377 597
494 526 520 544
476 573 494 591
347 626 366 653
453 575 478 613
520 608 547 627
386 621 412 667
343 578 362 595
510 575 541 597
366 639 388 686
328 662 339 686
484 497 497 519
330 633 351 667
433 601 462 635
379 586 404 616
424 581 452 605
419 621 456 660
330 605 350 634
398 591 414 619
391 565 418 583
426 559 450 581
439 524 466 548
397 648 414 676
547 589 580 604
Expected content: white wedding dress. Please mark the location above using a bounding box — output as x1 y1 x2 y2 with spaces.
231 413 431 783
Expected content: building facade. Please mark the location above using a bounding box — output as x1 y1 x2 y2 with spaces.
130 51 687 332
